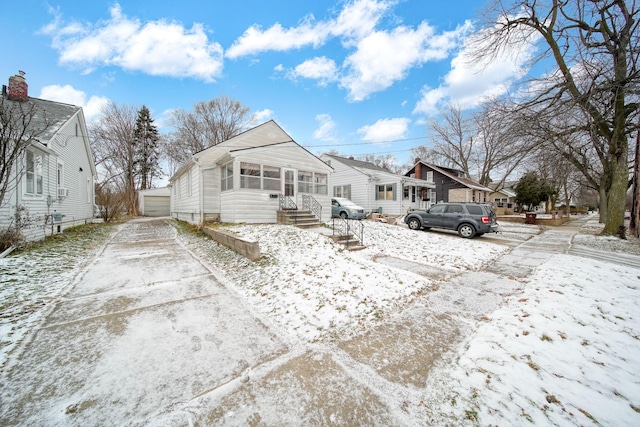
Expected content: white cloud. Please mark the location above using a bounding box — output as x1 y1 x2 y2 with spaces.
357 117 410 143
313 114 338 141
226 0 391 59
227 0 471 101
247 109 275 127
41 3 224 82
39 84 109 123
413 23 537 115
341 22 468 101
290 57 338 86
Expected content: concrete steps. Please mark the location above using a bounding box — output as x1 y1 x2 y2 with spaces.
277 210 323 229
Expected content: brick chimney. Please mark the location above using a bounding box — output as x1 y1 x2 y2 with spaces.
415 158 422 179
7 71 28 101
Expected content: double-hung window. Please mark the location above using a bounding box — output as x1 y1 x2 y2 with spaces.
377 184 394 200
221 163 233 191
25 150 43 195
314 173 327 195
298 171 313 193
334 185 351 199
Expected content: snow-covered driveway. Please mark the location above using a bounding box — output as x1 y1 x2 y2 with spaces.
0 219 287 426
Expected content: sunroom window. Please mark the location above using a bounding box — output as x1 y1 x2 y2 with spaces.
240 162 260 189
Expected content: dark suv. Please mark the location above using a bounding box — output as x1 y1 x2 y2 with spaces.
404 203 498 238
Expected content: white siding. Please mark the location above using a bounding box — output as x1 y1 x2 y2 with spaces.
50 115 96 230
168 121 333 225
321 155 371 211
221 144 332 223
202 167 220 217
0 113 96 243
170 164 201 224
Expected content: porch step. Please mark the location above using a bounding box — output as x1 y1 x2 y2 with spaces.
329 234 366 251
277 210 324 229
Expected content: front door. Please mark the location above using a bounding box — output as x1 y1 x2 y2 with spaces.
283 169 296 197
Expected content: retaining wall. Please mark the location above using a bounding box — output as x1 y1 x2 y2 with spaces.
202 227 261 261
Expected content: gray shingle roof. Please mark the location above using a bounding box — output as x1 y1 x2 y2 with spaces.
2 95 80 144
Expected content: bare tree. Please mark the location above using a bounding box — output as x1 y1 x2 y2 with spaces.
422 103 533 186
89 101 139 215
355 153 401 173
478 0 640 235
427 105 473 176
408 145 453 170
164 95 250 170
0 96 49 208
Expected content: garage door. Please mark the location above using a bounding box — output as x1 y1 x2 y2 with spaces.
143 196 170 217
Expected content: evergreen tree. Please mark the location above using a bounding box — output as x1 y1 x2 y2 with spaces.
133 105 161 190
515 172 555 212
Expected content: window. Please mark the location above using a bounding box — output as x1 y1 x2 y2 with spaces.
334 185 351 199
446 204 464 214
314 173 327 195
25 150 43 195
240 162 260 189
57 162 63 187
429 204 446 214
221 162 233 191
426 171 433 182
466 205 483 215
263 165 281 191
298 171 313 193
376 184 395 200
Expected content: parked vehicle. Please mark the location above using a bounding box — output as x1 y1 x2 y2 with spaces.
404 203 498 238
331 198 366 220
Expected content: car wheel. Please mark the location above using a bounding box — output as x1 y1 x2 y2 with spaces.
458 224 476 238
407 218 421 230
340 211 348 219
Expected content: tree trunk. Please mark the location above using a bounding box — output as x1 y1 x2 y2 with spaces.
602 153 628 235
598 187 608 224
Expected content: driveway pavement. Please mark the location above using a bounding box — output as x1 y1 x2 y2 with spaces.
1 216 637 426
0 219 289 426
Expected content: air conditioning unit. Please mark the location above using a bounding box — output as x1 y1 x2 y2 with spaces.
58 188 69 198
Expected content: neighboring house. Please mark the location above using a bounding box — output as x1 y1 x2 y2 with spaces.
169 120 333 225
0 72 97 243
405 160 492 204
320 154 435 216
138 187 170 217
489 182 518 213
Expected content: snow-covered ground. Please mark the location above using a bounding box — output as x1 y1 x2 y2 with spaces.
1 218 639 425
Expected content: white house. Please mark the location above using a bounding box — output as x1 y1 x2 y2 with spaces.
169 120 333 225
320 154 435 216
0 72 97 243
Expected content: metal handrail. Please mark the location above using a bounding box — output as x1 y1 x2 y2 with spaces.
301 194 322 221
279 194 297 210
332 217 364 247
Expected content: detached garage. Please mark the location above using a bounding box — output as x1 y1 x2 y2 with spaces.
138 187 170 217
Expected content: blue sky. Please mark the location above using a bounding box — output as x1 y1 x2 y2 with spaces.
1 0 535 169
